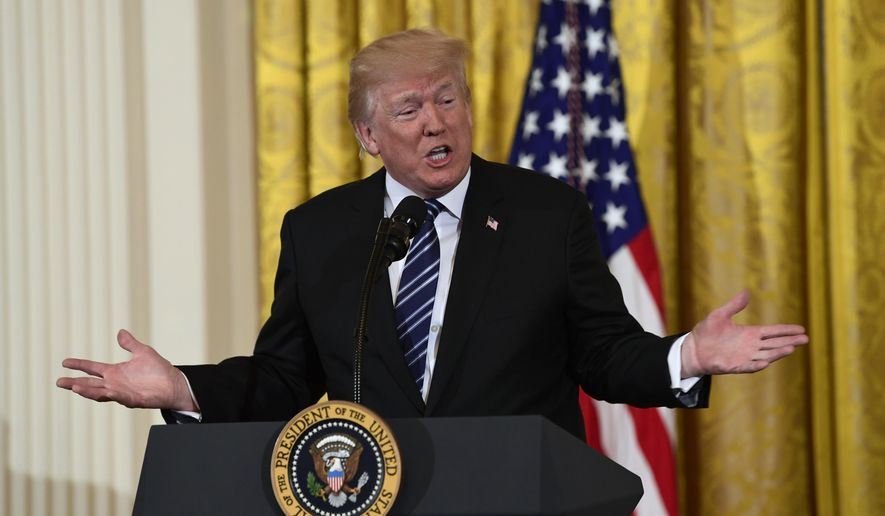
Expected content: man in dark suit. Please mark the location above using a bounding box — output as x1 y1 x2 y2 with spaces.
57 29 807 440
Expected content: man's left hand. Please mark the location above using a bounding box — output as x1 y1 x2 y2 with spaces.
680 291 808 378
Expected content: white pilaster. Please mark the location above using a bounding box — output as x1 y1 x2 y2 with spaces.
0 1 257 514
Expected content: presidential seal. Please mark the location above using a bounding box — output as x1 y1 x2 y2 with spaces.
271 401 402 516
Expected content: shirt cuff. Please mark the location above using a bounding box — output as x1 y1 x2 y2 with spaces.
171 370 202 423
667 333 705 407
667 333 702 392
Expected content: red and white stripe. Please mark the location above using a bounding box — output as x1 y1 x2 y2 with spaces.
328 472 343 493
579 227 677 516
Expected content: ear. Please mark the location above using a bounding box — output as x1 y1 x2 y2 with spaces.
354 121 380 157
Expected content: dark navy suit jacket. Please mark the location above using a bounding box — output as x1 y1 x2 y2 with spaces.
177 155 710 439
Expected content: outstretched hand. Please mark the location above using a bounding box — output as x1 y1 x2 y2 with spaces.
56 329 197 411
681 291 808 378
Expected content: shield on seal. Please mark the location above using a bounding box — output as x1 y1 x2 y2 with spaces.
328 469 344 493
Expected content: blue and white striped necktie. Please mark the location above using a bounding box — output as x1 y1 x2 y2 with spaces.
395 198 444 392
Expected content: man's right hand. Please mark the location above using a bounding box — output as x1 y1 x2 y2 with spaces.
56 329 198 412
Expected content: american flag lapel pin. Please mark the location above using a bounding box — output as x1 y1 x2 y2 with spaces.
485 216 499 231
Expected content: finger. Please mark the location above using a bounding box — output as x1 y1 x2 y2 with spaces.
759 334 809 350
760 324 806 339
714 290 750 319
57 376 105 390
61 358 109 377
70 384 112 402
56 377 75 390
117 329 144 353
743 360 769 373
75 376 106 388
754 345 796 363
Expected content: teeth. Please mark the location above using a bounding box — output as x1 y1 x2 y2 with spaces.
429 147 449 161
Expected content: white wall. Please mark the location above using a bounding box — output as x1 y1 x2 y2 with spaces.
0 1 258 514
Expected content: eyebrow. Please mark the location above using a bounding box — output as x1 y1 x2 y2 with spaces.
391 81 457 106
434 81 456 95
393 92 422 106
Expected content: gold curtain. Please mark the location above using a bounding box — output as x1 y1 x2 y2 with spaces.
615 0 885 514
254 0 885 514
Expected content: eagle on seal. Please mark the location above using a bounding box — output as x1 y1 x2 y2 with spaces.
309 434 364 507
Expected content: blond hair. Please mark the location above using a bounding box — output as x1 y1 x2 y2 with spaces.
348 28 471 125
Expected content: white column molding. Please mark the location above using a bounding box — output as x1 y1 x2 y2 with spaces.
142 0 210 365
0 1 257 514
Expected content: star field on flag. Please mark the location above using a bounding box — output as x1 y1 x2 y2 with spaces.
508 0 649 261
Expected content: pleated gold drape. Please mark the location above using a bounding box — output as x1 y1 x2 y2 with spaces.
616 2 885 514
254 1 885 514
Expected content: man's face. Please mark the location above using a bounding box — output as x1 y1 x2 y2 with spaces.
355 72 473 198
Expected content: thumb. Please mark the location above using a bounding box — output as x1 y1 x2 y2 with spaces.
117 329 145 353
715 290 750 319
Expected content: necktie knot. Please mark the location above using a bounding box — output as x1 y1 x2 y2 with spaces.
424 199 445 223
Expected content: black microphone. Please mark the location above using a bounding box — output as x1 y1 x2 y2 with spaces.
353 195 427 404
380 196 426 268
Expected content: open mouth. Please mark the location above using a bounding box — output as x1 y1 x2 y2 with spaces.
427 146 451 162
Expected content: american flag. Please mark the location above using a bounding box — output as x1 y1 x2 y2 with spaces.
508 1 677 514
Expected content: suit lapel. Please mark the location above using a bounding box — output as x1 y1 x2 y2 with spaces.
350 171 426 413
426 156 507 413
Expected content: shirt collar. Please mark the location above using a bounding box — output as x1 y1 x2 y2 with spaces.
384 167 470 220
